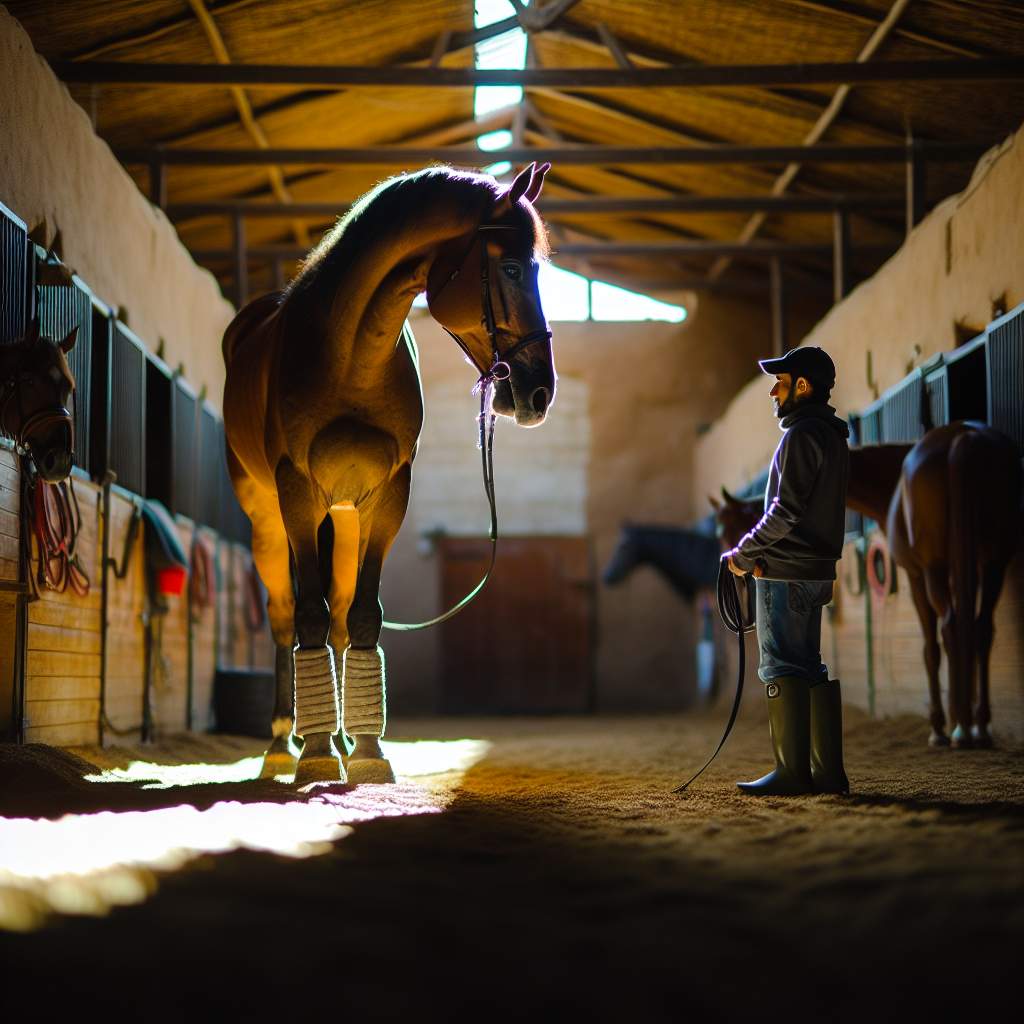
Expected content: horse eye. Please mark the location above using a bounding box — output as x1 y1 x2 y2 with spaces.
501 263 522 282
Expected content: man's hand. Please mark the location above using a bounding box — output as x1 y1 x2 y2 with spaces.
726 555 763 578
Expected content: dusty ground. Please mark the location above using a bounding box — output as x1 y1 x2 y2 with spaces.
1 706 1022 1021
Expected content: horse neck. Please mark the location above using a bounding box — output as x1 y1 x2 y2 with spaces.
848 445 912 525
292 183 489 373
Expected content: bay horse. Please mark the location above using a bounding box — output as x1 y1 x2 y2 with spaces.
712 423 1022 747
602 522 720 601
222 163 555 784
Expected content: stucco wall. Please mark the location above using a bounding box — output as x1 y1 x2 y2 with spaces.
693 123 1024 507
381 294 772 713
0 7 233 403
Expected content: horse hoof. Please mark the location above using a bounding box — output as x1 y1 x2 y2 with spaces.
928 731 950 748
345 757 395 785
259 736 300 779
294 734 346 785
971 726 994 749
950 725 973 750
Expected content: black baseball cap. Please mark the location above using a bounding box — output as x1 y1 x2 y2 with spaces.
758 346 836 389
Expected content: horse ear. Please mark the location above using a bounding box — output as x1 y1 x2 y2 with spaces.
523 162 550 205
721 486 740 505
491 162 536 219
708 494 721 511
59 325 79 354
26 316 41 344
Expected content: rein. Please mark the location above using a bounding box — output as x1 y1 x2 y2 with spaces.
381 222 551 632
673 562 756 792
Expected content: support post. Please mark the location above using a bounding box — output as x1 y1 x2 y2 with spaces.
232 212 248 308
770 257 787 356
149 159 166 208
832 209 850 304
905 138 926 237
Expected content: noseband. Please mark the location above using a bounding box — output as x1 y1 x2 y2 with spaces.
0 370 74 461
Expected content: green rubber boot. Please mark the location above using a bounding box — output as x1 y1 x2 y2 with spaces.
737 675 814 796
810 678 850 795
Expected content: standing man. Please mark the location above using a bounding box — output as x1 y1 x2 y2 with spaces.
725 346 850 796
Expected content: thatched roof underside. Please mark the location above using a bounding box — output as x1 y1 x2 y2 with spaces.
8 0 1024 304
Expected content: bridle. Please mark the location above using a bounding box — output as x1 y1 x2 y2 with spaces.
0 363 75 462
381 217 551 633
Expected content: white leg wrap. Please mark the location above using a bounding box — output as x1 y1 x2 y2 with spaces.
343 645 386 737
293 646 340 736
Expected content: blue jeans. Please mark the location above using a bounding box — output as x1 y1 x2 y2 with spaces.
754 578 833 683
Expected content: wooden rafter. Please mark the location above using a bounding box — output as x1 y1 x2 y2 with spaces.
708 0 914 282
186 0 308 246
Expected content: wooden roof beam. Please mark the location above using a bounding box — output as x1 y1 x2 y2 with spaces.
167 193 907 221
119 141 986 167
53 58 1024 89
190 240 893 261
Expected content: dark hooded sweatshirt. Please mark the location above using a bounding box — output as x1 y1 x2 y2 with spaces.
730 402 850 581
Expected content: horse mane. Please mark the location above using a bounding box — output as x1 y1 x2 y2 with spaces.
285 165 549 304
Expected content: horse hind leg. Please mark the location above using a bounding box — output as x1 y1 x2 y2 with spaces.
923 564 973 748
276 459 344 784
907 570 947 746
972 562 1007 748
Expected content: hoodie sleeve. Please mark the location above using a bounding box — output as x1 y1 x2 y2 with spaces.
729 425 824 570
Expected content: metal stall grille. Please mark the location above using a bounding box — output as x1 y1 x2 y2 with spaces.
880 373 923 443
924 364 948 429
1 201 30 345
109 322 147 495
172 378 199 520
198 403 222 530
145 353 173 507
37 260 93 474
987 303 1024 453
856 400 883 445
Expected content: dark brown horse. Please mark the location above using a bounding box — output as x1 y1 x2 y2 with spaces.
712 424 1022 747
222 163 555 784
0 318 78 483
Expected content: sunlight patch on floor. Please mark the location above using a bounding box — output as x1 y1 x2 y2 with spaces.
0 738 491 932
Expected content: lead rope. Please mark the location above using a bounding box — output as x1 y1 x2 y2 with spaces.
382 372 500 632
673 563 756 792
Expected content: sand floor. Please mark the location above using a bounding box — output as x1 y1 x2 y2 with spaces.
1 705 1022 1021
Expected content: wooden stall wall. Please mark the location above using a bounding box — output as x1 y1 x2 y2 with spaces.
190 526 218 731
23 478 103 746
0 447 21 741
103 491 146 741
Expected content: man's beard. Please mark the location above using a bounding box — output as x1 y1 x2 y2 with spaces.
773 392 800 419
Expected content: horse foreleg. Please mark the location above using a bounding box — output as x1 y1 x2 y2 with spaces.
342 466 411 785
972 562 1007 748
907 569 947 746
276 459 343 784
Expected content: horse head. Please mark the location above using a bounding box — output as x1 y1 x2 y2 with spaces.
709 486 761 552
0 319 78 482
602 522 641 585
427 161 555 427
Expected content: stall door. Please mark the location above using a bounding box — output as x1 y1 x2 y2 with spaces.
439 536 593 713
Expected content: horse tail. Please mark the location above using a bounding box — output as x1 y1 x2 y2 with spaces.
947 427 978 735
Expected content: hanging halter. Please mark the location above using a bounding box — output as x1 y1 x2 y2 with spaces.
382 219 552 632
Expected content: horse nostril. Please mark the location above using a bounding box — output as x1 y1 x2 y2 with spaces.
531 387 550 416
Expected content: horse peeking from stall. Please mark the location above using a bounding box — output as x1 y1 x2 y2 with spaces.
0 318 78 483
712 422 1022 748
222 163 555 784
